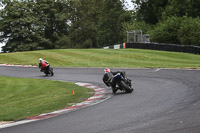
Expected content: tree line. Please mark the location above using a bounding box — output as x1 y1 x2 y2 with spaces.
0 0 131 52
129 0 200 46
0 0 200 52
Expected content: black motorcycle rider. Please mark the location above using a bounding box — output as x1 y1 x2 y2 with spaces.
103 68 126 93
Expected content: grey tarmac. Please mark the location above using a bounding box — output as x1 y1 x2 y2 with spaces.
0 66 200 133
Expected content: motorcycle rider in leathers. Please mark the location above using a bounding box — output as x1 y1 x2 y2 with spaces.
38 58 50 72
103 68 125 93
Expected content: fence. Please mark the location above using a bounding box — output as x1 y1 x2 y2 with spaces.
103 43 126 49
126 43 200 54
103 42 200 54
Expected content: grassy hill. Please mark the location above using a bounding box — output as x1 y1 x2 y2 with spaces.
0 49 199 69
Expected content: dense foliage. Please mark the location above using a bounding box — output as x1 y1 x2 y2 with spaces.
0 0 130 52
0 0 200 52
150 16 200 45
0 0 71 51
131 0 200 46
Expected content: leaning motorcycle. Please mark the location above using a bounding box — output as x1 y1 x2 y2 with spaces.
103 71 134 93
43 66 54 76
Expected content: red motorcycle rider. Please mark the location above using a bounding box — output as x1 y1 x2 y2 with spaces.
39 58 49 72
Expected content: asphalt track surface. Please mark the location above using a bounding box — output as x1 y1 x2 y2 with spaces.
0 66 200 133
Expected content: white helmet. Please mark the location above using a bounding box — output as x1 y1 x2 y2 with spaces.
39 58 43 62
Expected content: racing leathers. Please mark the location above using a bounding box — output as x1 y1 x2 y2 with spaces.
39 60 49 72
103 71 125 93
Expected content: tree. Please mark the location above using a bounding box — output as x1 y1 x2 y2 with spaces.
149 16 200 46
129 0 200 46
131 0 168 24
0 0 47 52
178 17 200 46
149 16 182 44
0 0 71 52
97 0 131 47
35 0 70 48
68 0 103 48
0 0 132 52
162 0 200 20
131 0 200 24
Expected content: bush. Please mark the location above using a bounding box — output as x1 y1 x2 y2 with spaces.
150 16 182 44
150 16 200 46
178 17 200 46
55 36 72 49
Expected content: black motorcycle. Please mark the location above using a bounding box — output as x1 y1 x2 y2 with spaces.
43 66 54 76
103 71 133 93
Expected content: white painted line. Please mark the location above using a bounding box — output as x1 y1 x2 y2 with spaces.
154 68 160 72
0 120 36 129
0 64 37 67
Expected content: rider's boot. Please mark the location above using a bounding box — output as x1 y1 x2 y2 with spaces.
112 87 118 94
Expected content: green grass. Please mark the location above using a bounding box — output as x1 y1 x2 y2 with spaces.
0 76 94 121
0 49 199 69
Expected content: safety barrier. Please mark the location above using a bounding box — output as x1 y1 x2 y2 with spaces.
103 42 200 54
126 43 200 54
103 43 126 49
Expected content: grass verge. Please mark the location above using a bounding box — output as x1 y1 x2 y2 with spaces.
0 76 94 121
0 49 199 69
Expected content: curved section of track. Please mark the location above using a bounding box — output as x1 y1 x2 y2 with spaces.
0 66 200 133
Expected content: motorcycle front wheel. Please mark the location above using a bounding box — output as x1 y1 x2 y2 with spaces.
49 68 54 76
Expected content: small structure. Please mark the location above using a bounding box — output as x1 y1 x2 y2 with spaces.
127 30 150 43
142 34 150 43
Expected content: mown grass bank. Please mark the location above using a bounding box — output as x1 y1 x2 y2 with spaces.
0 49 199 69
0 76 94 121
